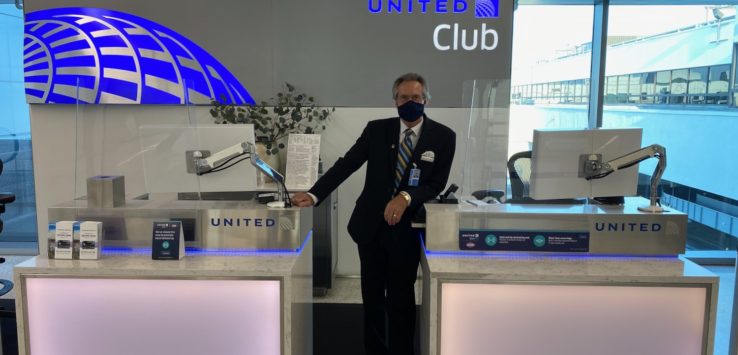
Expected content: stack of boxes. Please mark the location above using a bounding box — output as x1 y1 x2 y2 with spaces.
48 221 102 260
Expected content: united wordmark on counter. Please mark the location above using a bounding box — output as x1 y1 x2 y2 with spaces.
210 218 276 227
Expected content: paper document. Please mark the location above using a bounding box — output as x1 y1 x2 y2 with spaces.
285 134 321 190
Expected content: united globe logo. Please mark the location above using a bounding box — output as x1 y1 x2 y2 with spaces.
475 0 499 18
24 7 255 105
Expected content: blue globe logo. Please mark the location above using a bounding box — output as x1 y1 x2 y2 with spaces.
533 235 546 247
162 241 170 249
485 234 498 247
475 0 499 18
24 7 255 105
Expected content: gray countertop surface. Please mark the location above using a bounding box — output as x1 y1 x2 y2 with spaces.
13 253 302 280
423 253 718 283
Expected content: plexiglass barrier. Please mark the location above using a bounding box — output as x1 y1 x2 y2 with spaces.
460 79 645 203
139 124 258 195
69 79 264 201
72 85 198 202
460 79 510 201
45 80 304 252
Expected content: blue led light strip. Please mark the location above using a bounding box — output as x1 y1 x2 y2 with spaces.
102 230 313 257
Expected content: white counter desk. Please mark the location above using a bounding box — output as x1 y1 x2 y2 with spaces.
419 199 718 355
13 241 312 355
421 253 718 355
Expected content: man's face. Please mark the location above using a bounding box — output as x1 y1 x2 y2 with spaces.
394 80 426 107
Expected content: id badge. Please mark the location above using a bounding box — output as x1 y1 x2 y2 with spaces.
408 164 421 187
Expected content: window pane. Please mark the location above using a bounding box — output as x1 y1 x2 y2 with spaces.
688 67 708 94
559 81 568 103
0 4 38 246
670 68 688 103
688 67 708 104
542 83 550 99
552 82 561 102
641 72 656 103
567 81 575 103
707 64 729 104
628 73 641 103
605 76 617 103
509 5 593 159
617 75 629 103
655 71 671 103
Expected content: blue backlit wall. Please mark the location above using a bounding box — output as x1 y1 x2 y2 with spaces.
24 7 254 105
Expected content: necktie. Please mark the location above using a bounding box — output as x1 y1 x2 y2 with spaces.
394 128 414 193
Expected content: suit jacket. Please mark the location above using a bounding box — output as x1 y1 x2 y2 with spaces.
309 115 456 245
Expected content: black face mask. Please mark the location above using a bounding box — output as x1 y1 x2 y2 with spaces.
397 100 424 122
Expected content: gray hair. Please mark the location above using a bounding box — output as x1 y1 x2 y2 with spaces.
392 73 431 101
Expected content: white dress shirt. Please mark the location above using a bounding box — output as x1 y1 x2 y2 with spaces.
400 117 423 149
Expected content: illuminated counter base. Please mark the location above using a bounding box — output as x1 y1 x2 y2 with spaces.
13 241 311 355
420 253 718 355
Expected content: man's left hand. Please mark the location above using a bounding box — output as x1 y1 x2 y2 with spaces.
384 195 409 226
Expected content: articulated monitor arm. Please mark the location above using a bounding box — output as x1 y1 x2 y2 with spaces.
580 144 667 213
193 142 254 173
190 142 290 207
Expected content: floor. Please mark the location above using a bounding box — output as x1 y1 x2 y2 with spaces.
313 277 423 355
314 276 423 304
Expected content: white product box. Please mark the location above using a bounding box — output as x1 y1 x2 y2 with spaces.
80 221 103 260
54 221 77 260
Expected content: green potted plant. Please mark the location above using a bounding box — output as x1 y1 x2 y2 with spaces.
210 82 335 173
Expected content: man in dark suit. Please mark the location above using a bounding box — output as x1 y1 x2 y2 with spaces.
292 73 456 355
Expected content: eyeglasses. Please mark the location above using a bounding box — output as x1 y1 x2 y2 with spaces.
395 94 425 104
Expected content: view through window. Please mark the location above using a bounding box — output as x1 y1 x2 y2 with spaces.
0 4 37 250
509 5 593 156
512 4 738 253
602 5 738 254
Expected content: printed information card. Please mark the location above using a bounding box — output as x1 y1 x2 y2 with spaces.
152 221 185 260
459 229 590 253
285 134 321 191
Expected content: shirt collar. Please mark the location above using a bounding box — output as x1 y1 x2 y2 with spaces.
400 116 424 137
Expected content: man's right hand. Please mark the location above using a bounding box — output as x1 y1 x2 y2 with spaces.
292 192 315 207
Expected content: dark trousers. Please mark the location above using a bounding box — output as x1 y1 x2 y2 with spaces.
357 224 421 355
